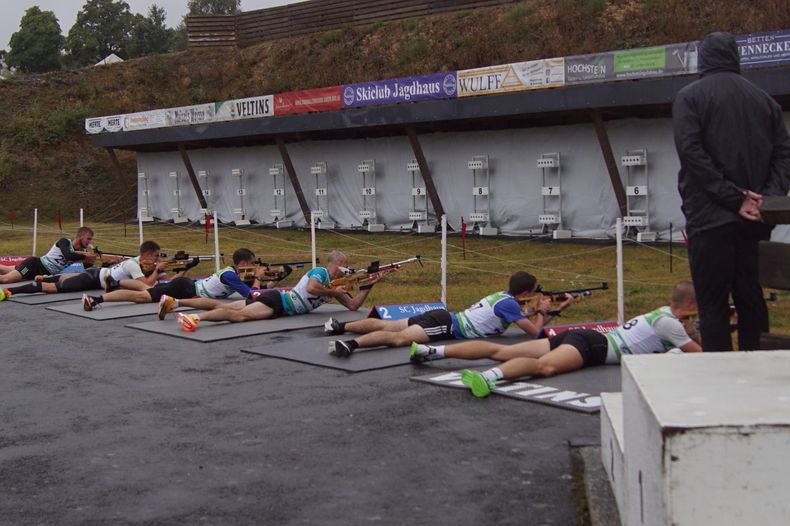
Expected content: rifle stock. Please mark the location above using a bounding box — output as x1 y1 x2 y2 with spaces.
236 258 316 282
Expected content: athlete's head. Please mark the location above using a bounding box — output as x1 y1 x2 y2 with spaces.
326 250 348 278
233 248 256 267
670 280 698 317
508 271 538 298
74 226 94 248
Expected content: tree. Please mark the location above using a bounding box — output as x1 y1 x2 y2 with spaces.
128 4 175 58
65 0 135 67
187 0 241 15
6 7 64 73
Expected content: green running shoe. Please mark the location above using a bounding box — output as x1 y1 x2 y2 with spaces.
461 369 495 398
409 342 427 363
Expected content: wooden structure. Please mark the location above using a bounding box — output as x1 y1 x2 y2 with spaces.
760 195 790 349
187 0 519 49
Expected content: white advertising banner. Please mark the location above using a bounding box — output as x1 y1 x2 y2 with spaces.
457 58 565 97
102 115 124 132
123 110 167 131
165 103 216 127
215 95 274 121
85 117 103 134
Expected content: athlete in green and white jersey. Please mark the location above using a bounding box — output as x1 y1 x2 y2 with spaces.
168 251 379 332
604 306 695 363
327 271 573 357
0 227 96 284
411 281 702 398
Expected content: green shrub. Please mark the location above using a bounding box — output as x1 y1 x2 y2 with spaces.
396 37 428 66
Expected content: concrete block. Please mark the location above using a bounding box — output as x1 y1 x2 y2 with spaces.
621 352 790 526
601 392 626 521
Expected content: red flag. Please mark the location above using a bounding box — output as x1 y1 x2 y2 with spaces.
205 213 212 244
56 211 62 232
8 210 16 229
680 228 689 246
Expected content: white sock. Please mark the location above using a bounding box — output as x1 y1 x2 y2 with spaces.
417 344 445 358
173 299 180 307
482 367 503 382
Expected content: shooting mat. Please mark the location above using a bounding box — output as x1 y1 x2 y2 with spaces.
46 301 192 320
127 304 366 342
8 291 89 305
241 331 533 373
410 365 621 414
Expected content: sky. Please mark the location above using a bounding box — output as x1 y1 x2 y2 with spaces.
0 0 307 49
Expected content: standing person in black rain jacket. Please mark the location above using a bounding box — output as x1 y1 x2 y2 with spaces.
672 32 790 351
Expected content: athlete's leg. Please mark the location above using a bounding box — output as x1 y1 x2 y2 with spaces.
342 318 409 334
0 264 14 275
101 289 153 304
0 270 23 284
198 302 273 322
177 297 237 310
442 338 551 361
116 279 150 292
498 344 584 379
353 324 429 348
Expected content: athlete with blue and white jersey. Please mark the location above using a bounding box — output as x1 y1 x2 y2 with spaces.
171 250 378 332
326 271 573 357
412 281 702 398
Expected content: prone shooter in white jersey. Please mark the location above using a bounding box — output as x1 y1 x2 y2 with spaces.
410 280 702 398
168 250 379 332
326 271 574 357
81 248 261 312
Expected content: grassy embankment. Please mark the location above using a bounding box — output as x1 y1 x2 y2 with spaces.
2 220 787 334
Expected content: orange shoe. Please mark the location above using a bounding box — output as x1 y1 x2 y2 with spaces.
176 312 199 332
158 294 176 320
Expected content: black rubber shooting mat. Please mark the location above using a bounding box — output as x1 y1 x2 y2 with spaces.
45 300 192 320
241 331 533 373
410 365 621 413
127 304 366 342
8 291 89 305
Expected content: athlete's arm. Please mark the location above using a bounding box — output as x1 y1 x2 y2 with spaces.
220 271 252 298
679 340 702 353
58 238 95 265
306 278 349 300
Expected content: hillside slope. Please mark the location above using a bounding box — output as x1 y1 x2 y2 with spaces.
1 0 787 221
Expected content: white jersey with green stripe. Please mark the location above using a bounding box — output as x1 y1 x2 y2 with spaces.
605 306 692 363
452 291 523 338
194 266 237 299
280 267 330 315
40 238 74 273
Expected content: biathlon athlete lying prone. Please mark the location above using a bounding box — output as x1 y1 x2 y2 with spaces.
81 248 267 312
409 280 702 397
169 250 380 332
4 241 163 297
0 227 97 285
326 271 574 357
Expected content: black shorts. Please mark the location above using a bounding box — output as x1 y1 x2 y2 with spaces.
549 329 608 368
147 277 196 302
15 257 49 279
246 289 284 319
407 309 454 342
57 268 102 293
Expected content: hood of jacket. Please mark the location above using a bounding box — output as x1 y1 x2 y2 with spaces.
699 32 741 76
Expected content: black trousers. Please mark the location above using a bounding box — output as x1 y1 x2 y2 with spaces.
688 221 771 351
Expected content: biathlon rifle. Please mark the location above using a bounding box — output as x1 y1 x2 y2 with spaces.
535 282 609 302
75 245 134 266
143 251 221 273
329 256 422 292
236 258 318 282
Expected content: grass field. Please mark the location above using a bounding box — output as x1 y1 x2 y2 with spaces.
2 220 788 334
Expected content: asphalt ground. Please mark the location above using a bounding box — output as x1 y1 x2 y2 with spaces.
0 300 601 525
